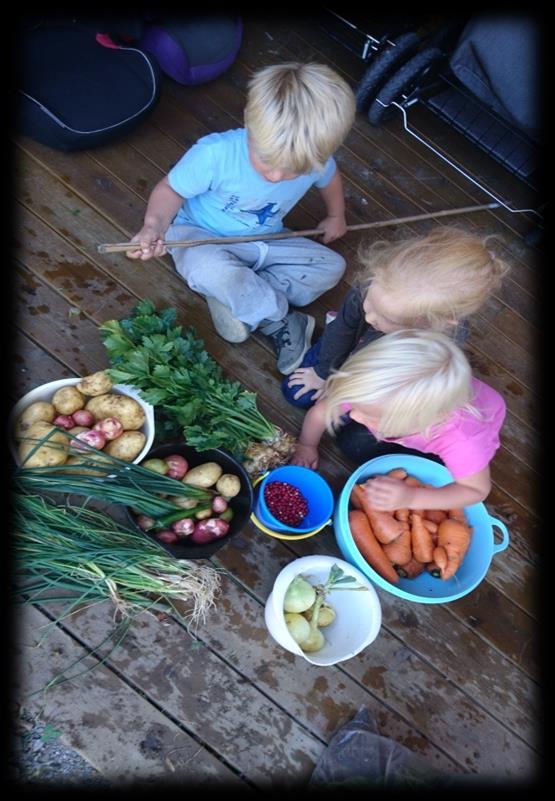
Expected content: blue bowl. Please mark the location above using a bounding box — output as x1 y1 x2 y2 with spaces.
256 465 334 534
334 454 509 603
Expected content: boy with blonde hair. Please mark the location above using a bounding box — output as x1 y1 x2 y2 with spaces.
127 62 356 374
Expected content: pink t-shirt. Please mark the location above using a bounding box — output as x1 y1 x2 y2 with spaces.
341 378 505 479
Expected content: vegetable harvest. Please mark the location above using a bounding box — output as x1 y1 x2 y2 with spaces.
12 493 220 628
349 468 473 582
98 300 296 472
283 564 367 653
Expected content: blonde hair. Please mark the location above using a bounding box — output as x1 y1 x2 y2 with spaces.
244 62 355 173
325 329 473 438
356 226 510 328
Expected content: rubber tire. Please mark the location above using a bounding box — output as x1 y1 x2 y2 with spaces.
367 46 444 126
355 32 420 112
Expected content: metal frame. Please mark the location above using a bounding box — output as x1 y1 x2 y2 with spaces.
386 101 541 217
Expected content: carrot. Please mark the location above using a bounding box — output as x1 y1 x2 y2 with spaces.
405 475 425 488
348 509 399 584
422 519 438 534
424 509 448 525
397 558 426 579
448 508 467 523
352 483 404 543
387 468 408 480
349 485 363 510
436 518 472 580
432 546 448 573
383 525 412 566
410 512 434 563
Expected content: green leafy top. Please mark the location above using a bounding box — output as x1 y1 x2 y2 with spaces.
99 300 277 455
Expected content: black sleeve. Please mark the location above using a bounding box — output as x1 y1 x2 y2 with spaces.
314 286 366 379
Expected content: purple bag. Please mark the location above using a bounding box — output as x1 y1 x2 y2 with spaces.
138 14 242 85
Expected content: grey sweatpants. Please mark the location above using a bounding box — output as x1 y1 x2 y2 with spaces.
166 223 346 331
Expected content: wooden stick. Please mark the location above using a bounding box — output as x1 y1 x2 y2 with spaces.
97 203 499 254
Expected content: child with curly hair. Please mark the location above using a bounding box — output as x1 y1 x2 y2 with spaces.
283 226 509 406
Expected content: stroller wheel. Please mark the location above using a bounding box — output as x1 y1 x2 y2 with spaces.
367 46 444 126
355 32 420 112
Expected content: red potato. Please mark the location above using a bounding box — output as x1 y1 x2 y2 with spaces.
53 414 75 430
212 496 228 513
155 529 179 544
93 417 124 440
190 518 230 544
164 454 189 480
72 409 95 427
73 429 106 450
171 517 195 537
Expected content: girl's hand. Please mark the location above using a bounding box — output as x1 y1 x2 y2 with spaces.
289 444 319 469
287 367 326 401
126 226 167 261
363 476 416 511
317 215 347 244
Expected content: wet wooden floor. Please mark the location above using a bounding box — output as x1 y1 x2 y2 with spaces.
11 16 542 788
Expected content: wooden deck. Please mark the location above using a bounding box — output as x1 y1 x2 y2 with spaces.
11 17 541 788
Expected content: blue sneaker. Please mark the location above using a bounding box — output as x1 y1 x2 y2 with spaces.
268 311 315 374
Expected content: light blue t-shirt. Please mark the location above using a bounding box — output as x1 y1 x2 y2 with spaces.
167 128 337 236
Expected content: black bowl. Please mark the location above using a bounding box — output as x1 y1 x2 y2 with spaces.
128 442 254 559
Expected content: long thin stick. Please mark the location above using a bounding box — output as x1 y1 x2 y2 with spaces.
97 202 499 253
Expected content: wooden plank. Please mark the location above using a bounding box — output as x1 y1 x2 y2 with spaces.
13 605 247 785
218 542 538 772
29 599 326 786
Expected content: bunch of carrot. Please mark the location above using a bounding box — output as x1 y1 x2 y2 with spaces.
348 468 472 584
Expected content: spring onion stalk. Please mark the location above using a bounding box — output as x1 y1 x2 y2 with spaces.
13 430 212 517
12 493 221 628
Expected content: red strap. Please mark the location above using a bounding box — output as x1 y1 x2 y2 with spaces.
95 33 121 49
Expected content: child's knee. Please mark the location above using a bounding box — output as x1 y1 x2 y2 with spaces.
322 251 346 286
174 245 223 288
280 376 317 409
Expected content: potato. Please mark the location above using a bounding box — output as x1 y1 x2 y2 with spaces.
84 394 145 430
183 462 223 488
76 370 113 397
17 421 69 467
52 386 86 415
14 401 56 439
103 431 146 462
216 473 241 498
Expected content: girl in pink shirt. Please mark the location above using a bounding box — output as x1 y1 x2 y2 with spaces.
290 329 505 510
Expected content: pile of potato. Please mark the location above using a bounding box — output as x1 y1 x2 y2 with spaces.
14 371 148 467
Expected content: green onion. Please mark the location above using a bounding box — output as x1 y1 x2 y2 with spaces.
13 432 212 517
12 493 221 628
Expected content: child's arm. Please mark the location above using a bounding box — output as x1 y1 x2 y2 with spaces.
316 170 347 243
289 400 329 469
287 287 366 396
363 466 492 510
127 177 184 261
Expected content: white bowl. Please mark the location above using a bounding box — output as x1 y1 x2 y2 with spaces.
264 555 382 666
9 377 155 466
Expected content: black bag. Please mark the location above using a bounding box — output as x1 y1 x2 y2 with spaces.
17 20 161 151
